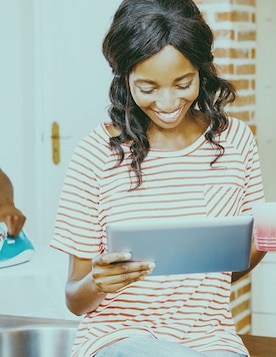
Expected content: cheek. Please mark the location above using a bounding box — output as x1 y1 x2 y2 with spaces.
189 79 200 101
130 88 151 109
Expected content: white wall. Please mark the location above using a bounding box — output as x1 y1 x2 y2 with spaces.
251 0 276 337
255 0 276 202
0 1 25 190
1 0 276 327
0 0 39 238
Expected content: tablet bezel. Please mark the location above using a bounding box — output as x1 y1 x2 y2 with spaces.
106 216 253 275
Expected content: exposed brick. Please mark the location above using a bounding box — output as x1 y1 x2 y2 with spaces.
231 275 251 332
236 0 255 6
232 299 250 317
238 30 256 41
236 64 256 75
230 79 250 90
213 29 235 41
214 48 249 59
236 313 251 332
251 48 256 59
231 275 250 296
216 63 235 75
251 79 255 90
216 11 250 22
228 111 250 121
249 124 256 135
250 111 255 120
235 94 256 106
230 290 236 302
237 282 251 296
198 0 256 335
195 0 233 3
251 12 256 23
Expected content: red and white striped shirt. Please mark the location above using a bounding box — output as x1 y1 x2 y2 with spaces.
51 117 264 356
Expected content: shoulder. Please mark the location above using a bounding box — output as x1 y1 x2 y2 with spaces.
77 122 121 148
69 122 117 174
105 123 122 138
75 122 111 155
222 117 255 144
228 116 251 130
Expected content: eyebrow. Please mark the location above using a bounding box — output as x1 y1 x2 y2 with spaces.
134 72 196 85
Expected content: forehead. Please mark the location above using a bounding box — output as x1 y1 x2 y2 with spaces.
131 45 197 83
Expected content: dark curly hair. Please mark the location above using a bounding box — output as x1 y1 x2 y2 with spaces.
102 0 236 189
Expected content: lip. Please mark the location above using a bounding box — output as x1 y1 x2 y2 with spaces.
153 107 183 123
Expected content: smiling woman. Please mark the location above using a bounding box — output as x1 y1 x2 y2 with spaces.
128 45 202 149
50 0 265 356
101 2 238 190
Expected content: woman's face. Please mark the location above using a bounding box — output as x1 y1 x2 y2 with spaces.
129 45 200 130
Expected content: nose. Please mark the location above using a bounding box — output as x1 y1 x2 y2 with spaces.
155 88 180 112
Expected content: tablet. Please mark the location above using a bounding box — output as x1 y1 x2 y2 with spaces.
106 216 253 275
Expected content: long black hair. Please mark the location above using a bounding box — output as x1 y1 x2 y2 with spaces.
102 0 236 188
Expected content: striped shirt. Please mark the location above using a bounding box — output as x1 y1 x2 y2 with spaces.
51 117 264 356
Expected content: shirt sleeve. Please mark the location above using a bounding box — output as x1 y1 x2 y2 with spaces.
240 123 265 213
50 139 105 259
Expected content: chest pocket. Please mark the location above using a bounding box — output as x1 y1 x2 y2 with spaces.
203 184 244 217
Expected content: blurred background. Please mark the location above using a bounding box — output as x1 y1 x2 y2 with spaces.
0 0 275 337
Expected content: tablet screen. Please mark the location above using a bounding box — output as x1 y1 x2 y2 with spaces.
106 216 253 275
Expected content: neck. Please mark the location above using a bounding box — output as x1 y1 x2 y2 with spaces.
147 112 207 150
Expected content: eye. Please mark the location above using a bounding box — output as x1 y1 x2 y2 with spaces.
138 87 155 94
177 82 192 90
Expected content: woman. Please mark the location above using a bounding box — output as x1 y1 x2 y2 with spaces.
51 0 265 356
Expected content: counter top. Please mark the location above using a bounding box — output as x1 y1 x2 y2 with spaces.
240 334 276 357
1 316 276 357
0 245 80 320
0 314 79 329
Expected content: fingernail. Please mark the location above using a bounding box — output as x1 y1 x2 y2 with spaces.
148 262 155 269
124 252 131 260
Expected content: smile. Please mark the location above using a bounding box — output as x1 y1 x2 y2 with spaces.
154 107 182 122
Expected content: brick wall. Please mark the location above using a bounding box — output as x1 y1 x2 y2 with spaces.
195 0 257 334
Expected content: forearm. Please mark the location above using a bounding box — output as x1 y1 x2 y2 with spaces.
65 272 106 316
0 170 26 236
232 239 266 282
0 170 14 206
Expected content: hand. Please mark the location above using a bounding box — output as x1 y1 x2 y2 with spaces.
0 204 26 237
92 252 155 294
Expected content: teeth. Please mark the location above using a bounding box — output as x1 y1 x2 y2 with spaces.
157 108 180 120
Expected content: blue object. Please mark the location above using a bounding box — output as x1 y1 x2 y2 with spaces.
0 229 35 269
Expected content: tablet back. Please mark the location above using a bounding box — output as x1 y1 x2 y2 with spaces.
106 216 253 275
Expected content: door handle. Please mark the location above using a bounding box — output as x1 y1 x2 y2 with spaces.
51 121 60 164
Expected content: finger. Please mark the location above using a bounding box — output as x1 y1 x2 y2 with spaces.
96 261 155 284
93 260 155 279
95 269 151 293
6 215 25 237
94 252 132 266
93 261 155 293
113 261 155 275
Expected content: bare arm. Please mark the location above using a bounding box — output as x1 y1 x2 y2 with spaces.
65 255 107 316
0 169 26 236
65 252 155 316
0 169 14 203
232 237 266 282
